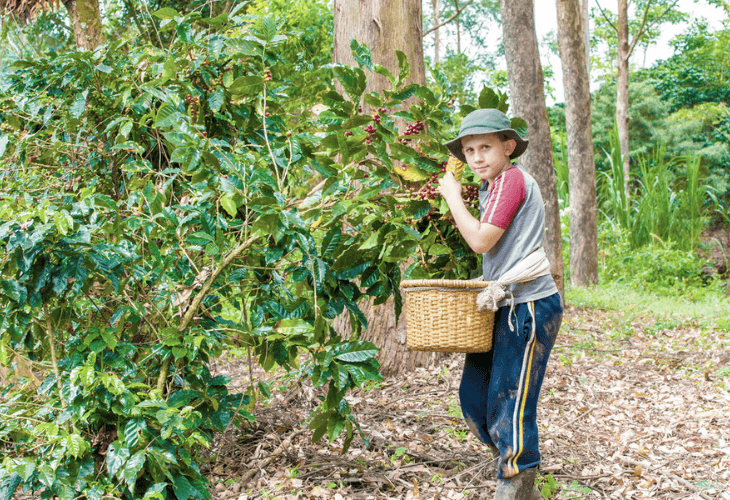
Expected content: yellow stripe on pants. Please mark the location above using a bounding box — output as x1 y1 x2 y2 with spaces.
510 301 537 473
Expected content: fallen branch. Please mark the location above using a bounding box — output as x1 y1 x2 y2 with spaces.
240 428 306 483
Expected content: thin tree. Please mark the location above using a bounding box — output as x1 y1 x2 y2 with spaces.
556 0 598 286
595 0 681 192
432 0 441 63
499 0 566 295
580 0 591 74
333 0 436 377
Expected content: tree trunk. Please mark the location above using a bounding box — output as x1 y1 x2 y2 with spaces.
333 0 426 94
556 0 598 286
333 0 437 377
453 0 461 54
616 0 631 192
499 0 565 296
333 284 442 377
432 0 441 64
579 0 590 76
64 0 105 51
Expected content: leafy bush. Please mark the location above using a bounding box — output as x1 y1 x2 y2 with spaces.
598 223 722 299
0 8 479 500
597 125 714 252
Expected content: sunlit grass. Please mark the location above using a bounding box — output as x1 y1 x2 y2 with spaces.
566 281 730 331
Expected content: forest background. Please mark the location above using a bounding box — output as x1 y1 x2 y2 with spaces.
0 0 729 499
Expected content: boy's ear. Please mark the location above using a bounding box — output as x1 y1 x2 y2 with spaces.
504 138 517 156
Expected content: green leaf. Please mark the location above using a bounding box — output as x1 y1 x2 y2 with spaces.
124 419 145 449
173 475 195 500
155 103 179 127
479 87 500 109
53 210 73 236
143 483 168 500
123 451 146 491
359 231 380 250
374 64 395 86
333 66 366 101
0 473 21 500
162 58 176 82
1 279 27 307
36 465 55 488
396 50 410 85
96 63 113 74
327 413 346 443
340 115 372 129
153 7 180 19
228 75 264 95
100 330 118 351
208 88 225 113
428 243 451 256
107 442 130 478
66 433 89 458
70 90 88 119
321 227 341 258
220 195 238 217
390 83 418 101
102 373 125 395
510 117 528 137
260 16 277 43
335 341 379 362
350 40 373 70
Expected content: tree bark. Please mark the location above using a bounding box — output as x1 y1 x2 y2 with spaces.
64 0 105 51
616 0 631 192
556 0 598 286
579 0 590 76
499 0 565 296
432 0 441 64
333 0 437 377
453 0 462 54
333 280 442 377
333 0 426 94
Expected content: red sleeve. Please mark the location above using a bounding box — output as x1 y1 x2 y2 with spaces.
481 167 526 229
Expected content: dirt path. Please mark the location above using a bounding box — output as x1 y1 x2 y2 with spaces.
205 305 730 500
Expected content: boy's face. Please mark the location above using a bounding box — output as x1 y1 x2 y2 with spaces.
461 133 516 183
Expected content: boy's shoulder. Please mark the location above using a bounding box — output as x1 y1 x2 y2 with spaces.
492 165 527 195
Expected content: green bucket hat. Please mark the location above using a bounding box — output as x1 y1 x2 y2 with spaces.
445 108 529 163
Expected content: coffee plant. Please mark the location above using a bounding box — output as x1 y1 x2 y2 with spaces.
0 7 508 500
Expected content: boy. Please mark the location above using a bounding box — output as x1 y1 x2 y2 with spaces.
438 108 563 500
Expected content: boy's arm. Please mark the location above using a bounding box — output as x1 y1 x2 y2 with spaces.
438 173 505 254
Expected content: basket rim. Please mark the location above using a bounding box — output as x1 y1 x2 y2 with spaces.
400 279 492 289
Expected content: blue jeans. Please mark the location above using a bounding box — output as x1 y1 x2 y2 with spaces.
459 293 562 478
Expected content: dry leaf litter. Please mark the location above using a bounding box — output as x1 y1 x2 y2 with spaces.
204 305 730 500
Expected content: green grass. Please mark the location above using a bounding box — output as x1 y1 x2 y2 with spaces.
566 281 730 331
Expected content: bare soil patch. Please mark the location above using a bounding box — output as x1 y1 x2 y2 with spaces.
205 305 730 500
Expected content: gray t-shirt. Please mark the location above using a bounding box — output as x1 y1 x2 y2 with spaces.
479 163 558 306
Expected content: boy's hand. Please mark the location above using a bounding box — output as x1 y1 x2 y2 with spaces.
438 172 463 202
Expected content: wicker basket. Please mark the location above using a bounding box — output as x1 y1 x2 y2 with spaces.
400 279 495 353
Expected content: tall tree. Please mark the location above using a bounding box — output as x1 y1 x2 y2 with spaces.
580 0 591 73
332 0 435 377
64 0 105 50
556 0 598 286
594 0 683 191
499 0 566 295
0 0 104 50
432 0 441 63
333 0 426 95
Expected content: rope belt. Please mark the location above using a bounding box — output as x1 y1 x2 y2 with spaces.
475 246 551 331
